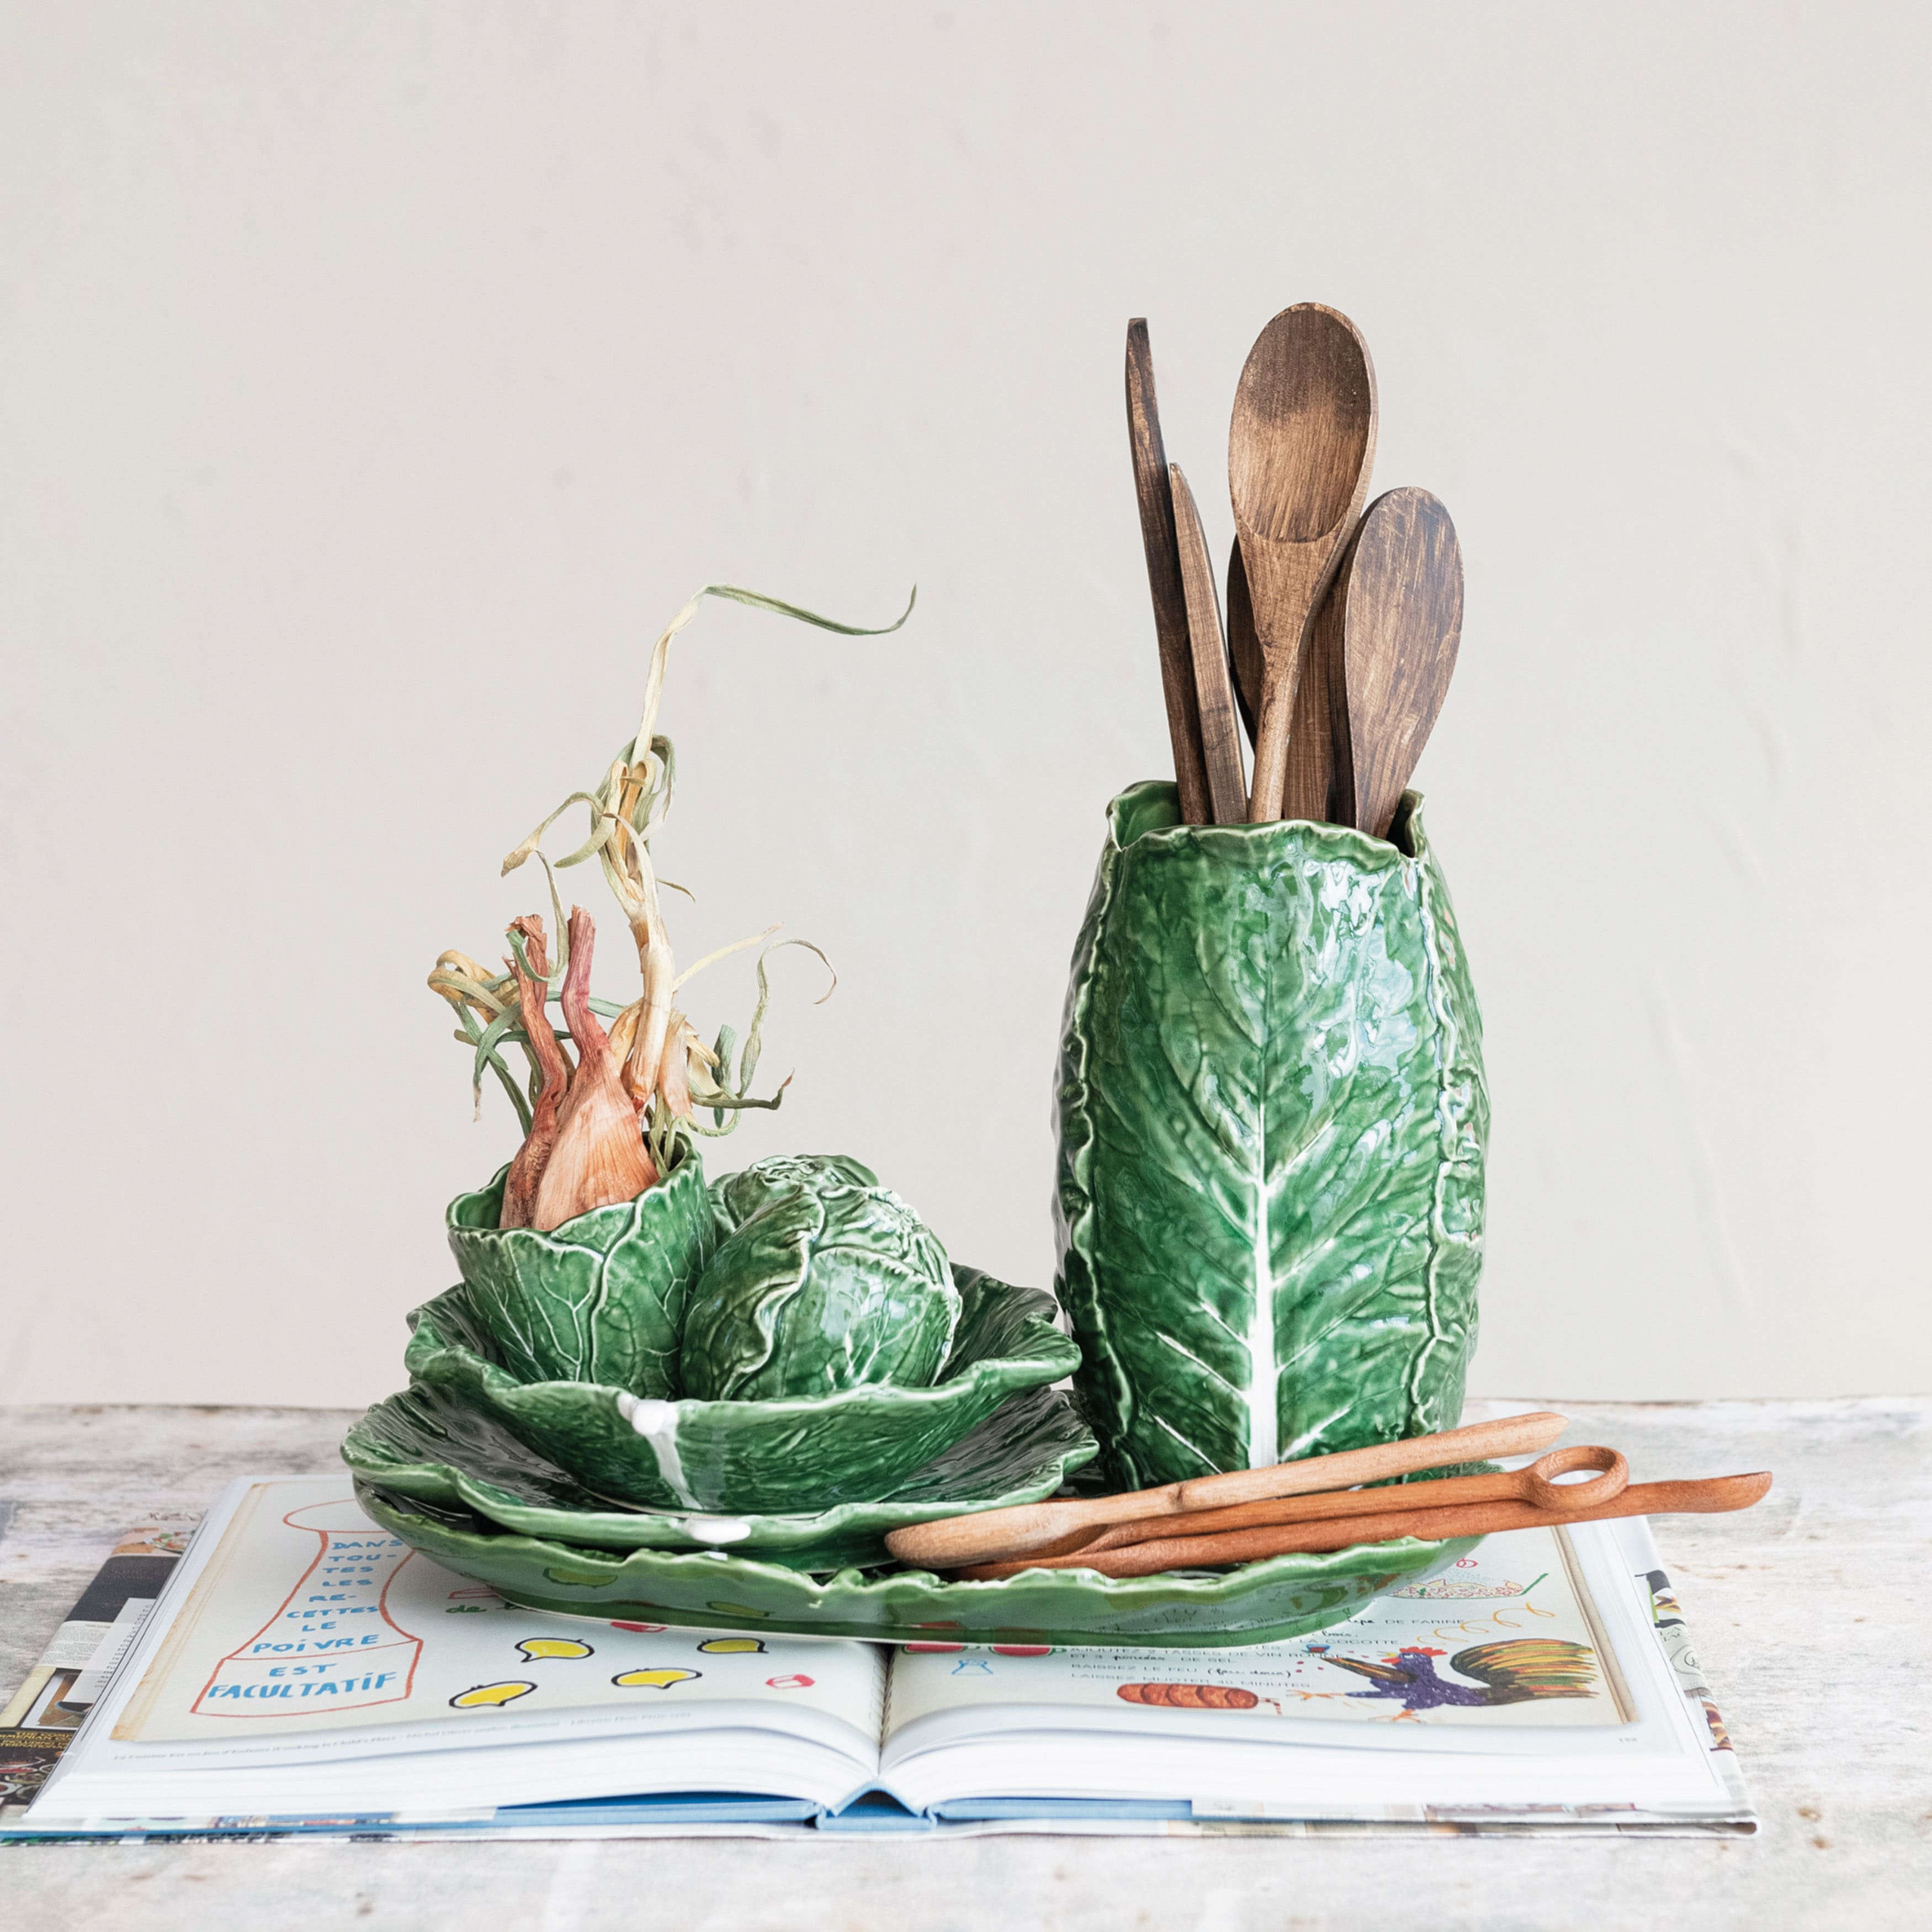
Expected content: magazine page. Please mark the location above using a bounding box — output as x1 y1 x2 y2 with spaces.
885 1525 1634 1753
56 1476 881 1793
0 1519 196 1733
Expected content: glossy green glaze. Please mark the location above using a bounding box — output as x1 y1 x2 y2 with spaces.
342 1380 1096 1572
1055 783 1487 1490
710 1154 882 1239
681 1160 960 1401
355 1482 1478 1648
444 1145 714 1401
403 1265 1081 1514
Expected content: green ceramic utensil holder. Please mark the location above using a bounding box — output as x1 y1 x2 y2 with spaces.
1055 781 1488 1490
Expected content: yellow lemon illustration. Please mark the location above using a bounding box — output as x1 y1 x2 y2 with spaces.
516 1638 594 1661
612 1668 700 1691
696 1638 765 1655
449 1680 536 1709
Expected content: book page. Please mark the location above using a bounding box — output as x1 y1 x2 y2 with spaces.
112 1478 883 1755
886 1526 1628 1742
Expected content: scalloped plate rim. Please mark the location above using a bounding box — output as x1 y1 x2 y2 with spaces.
354 1479 1480 1647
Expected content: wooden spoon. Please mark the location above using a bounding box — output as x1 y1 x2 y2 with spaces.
955 1472 1774 1581
883 1411 1567 1572
1228 304 1377 822
1330 486 1464 839
1125 320 1211 825
1167 463 1248 822
1043 1445 1629 1563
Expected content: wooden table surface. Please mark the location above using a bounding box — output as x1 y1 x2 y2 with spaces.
2 1397 1926 1930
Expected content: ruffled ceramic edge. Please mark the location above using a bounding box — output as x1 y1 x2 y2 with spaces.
340 1388 1099 1551
402 1267 1081 1432
1103 778 1434 869
354 1478 1478 1607
444 1139 707 1243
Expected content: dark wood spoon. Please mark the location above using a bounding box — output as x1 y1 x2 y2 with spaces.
1329 487 1464 840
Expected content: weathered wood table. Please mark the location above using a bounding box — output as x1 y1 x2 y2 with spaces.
2 1398 1926 1930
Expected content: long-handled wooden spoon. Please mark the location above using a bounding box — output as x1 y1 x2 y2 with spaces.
955 1471 1774 1581
1228 304 1377 822
1329 486 1464 840
883 1411 1567 1572
1126 320 1211 825
1033 1445 1628 1564
1167 463 1248 822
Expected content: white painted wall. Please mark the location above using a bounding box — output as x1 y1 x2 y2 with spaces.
4 3 1927 1406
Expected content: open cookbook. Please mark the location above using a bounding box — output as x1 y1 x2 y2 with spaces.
7 1476 1751 1840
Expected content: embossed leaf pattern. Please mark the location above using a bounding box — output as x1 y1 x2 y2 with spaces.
709 1153 880 1240
1055 783 1485 1491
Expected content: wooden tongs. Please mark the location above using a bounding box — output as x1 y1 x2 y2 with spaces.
888 1413 1559 1569
882 1412 1773 1582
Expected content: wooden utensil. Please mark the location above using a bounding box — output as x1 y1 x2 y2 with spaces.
1283 526 1352 821
955 1471 1774 1581
1228 304 1377 823
1037 1445 1628 1563
1329 486 1464 839
1126 320 1211 825
882 1411 1567 1571
1225 537 1262 749
1167 463 1248 822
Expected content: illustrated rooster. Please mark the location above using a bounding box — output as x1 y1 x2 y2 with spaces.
1305 1641 1597 1713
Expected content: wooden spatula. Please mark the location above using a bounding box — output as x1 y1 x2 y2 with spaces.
1329 486 1464 840
1228 304 1377 823
1125 320 1211 825
1167 463 1248 822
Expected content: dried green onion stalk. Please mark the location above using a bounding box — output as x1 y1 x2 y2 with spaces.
428 583 913 1231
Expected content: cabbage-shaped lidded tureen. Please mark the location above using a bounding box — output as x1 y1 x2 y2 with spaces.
681 1154 961 1401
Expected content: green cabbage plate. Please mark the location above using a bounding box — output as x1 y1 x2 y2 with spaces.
402 1264 1081 1514
354 1482 1478 1649
342 1379 1096 1572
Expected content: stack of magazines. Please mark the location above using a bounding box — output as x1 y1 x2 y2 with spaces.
0 1474 1752 1840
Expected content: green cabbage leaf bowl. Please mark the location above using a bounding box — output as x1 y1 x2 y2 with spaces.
401 1263 1081 1514
341 1378 1096 1572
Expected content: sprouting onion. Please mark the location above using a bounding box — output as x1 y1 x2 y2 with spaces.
427 583 912 1229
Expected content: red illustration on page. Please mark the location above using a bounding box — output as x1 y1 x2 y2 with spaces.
192 1499 421 1717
